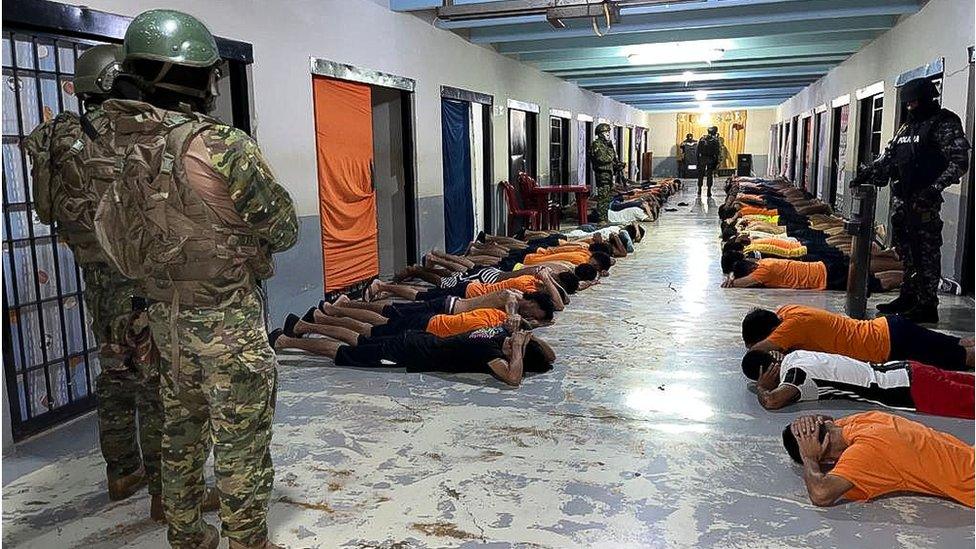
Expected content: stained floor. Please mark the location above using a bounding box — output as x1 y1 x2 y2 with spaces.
3 187 975 548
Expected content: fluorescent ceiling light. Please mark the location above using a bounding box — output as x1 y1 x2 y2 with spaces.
694 90 709 101
625 41 728 66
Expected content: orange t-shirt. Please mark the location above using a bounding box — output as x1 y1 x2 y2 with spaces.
524 250 590 266
752 237 803 250
466 275 539 297
751 259 827 290
765 304 890 361
425 308 507 337
740 205 777 217
830 412 974 507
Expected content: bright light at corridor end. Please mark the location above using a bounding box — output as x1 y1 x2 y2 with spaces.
694 90 709 101
625 41 727 66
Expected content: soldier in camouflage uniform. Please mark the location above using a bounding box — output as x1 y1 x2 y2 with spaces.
23 45 165 510
852 78 971 323
95 10 298 549
589 123 624 221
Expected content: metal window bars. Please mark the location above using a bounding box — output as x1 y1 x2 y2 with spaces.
2 31 104 440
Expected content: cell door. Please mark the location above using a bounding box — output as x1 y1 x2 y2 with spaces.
441 98 474 254
312 77 380 291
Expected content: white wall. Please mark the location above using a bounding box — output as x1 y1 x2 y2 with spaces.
774 0 974 279
59 0 651 215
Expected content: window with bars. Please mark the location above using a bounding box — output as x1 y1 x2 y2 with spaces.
2 31 105 439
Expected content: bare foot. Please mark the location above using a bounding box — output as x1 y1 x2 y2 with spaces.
365 279 382 302
334 294 351 306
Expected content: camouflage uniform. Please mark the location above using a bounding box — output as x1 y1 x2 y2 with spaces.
24 107 163 495
142 122 297 548
589 135 621 220
861 107 970 309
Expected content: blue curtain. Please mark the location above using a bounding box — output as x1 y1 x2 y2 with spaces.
441 99 474 254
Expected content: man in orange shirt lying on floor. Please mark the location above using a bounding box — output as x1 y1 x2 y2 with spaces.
721 257 903 292
291 287 554 340
782 412 974 507
741 304 975 370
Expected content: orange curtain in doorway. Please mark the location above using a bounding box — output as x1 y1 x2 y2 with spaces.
676 110 748 170
312 76 379 291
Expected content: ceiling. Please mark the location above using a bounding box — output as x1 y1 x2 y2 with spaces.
390 0 919 111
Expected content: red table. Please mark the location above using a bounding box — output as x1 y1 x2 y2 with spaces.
528 185 591 226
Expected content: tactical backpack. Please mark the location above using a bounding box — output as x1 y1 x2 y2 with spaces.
94 99 270 307
23 110 116 264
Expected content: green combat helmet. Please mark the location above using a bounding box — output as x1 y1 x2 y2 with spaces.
123 9 219 67
73 44 122 98
595 123 612 134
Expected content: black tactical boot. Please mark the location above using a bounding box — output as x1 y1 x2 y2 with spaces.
876 294 914 314
899 304 939 324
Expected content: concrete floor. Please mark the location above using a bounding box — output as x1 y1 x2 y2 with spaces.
3 187 975 548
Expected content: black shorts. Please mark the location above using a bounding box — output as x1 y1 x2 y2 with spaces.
526 235 562 251
416 283 469 300
382 296 452 318
369 313 434 338
334 333 414 367
887 315 967 370
823 257 882 292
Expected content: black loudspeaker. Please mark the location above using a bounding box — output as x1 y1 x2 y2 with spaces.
737 154 753 176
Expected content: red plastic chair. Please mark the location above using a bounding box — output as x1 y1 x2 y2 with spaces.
500 180 540 234
516 172 561 229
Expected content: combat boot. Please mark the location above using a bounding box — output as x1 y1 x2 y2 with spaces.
107 465 147 501
198 524 221 549
876 294 914 314
228 538 284 549
899 304 939 324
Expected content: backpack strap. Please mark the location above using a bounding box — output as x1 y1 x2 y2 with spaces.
79 112 100 142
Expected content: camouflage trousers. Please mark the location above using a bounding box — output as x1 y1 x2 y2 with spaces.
148 289 278 548
81 262 163 495
891 196 944 308
595 172 615 221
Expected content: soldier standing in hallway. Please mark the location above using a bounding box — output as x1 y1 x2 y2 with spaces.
23 45 165 516
853 77 971 323
589 123 625 221
697 126 721 196
678 132 697 178
93 10 298 549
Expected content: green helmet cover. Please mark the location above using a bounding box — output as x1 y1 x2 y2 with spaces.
123 9 219 68
73 44 122 96
595 123 612 134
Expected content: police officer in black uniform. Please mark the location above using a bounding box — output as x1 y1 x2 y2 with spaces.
851 78 971 323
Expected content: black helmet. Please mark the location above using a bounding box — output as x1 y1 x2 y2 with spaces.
900 78 939 104
707 126 718 135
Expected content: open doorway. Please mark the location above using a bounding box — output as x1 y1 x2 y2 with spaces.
829 101 851 211
508 102 538 182
310 60 417 291
577 116 594 188
441 87 493 254
814 109 830 201
797 115 811 190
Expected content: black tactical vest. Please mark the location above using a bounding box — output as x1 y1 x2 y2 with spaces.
891 108 952 197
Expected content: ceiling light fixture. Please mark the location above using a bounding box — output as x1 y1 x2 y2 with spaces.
694 90 709 101
625 42 727 66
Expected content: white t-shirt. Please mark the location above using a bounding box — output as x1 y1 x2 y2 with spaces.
779 350 913 409
564 226 623 239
